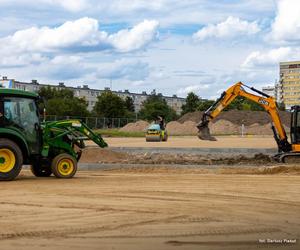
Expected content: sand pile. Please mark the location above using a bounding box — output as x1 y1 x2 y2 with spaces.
119 120 149 132
166 120 240 135
176 110 291 135
119 109 291 135
166 121 198 135
178 111 204 123
231 123 290 135
119 119 277 135
80 148 129 163
209 120 239 135
245 123 272 135
179 110 290 126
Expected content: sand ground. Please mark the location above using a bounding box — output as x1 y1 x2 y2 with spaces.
1 168 299 250
97 136 278 148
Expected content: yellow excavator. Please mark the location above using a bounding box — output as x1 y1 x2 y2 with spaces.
197 81 300 162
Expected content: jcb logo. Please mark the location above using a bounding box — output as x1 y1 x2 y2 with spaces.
258 99 269 106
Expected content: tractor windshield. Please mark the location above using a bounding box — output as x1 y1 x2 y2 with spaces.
3 97 40 153
4 97 39 131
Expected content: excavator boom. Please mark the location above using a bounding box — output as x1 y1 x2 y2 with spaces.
197 82 291 153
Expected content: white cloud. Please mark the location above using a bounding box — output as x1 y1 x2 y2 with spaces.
96 59 150 81
242 47 296 67
35 55 92 80
0 0 89 12
51 0 89 12
0 1 281 97
89 1 274 28
108 20 159 52
6 17 101 53
109 0 166 13
0 53 47 67
177 84 210 95
193 16 260 41
0 18 159 55
0 54 92 80
269 0 300 43
242 1 300 74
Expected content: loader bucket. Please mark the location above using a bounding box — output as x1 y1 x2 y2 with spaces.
197 124 217 141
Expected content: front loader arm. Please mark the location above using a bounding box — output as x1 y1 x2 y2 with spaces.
197 82 291 152
41 120 108 159
74 121 108 148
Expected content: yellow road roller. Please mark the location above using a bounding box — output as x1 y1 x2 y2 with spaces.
145 124 168 142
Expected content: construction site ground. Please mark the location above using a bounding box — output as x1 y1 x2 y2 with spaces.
1 167 299 250
99 135 277 148
1 136 300 250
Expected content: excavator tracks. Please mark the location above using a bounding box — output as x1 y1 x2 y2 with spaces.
274 152 300 163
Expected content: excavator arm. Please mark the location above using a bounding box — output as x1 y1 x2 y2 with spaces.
197 82 291 153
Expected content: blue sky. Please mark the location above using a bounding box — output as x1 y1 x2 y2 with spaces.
0 0 299 98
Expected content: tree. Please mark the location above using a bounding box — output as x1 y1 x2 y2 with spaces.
93 90 126 118
138 94 177 122
38 86 89 117
197 100 215 111
197 97 266 112
181 92 200 115
38 86 56 100
125 96 135 112
225 97 264 111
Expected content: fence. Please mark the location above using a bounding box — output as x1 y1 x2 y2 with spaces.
44 115 138 129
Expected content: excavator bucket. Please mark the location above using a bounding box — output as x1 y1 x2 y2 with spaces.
197 123 217 141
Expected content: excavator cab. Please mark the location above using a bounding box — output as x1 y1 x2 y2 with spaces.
290 106 300 146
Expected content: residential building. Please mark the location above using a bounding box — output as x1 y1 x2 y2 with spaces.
0 77 186 114
262 86 275 97
261 84 284 104
275 82 283 104
279 61 300 109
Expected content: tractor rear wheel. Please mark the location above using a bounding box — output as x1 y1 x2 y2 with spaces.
51 153 77 178
0 139 23 181
30 162 52 177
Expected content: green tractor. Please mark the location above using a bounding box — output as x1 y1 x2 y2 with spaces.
0 88 107 181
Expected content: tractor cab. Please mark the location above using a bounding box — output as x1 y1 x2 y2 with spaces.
290 105 300 147
0 89 41 156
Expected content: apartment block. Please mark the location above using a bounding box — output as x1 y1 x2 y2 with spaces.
279 61 300 109
262 86 275 97
0 77 186 114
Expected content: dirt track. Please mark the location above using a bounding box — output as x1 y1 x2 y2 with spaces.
95 136 278 148
82 136 278 165
1 168 299 250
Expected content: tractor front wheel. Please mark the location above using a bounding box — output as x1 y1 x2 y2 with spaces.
0 139 23 181
51 154 77 178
